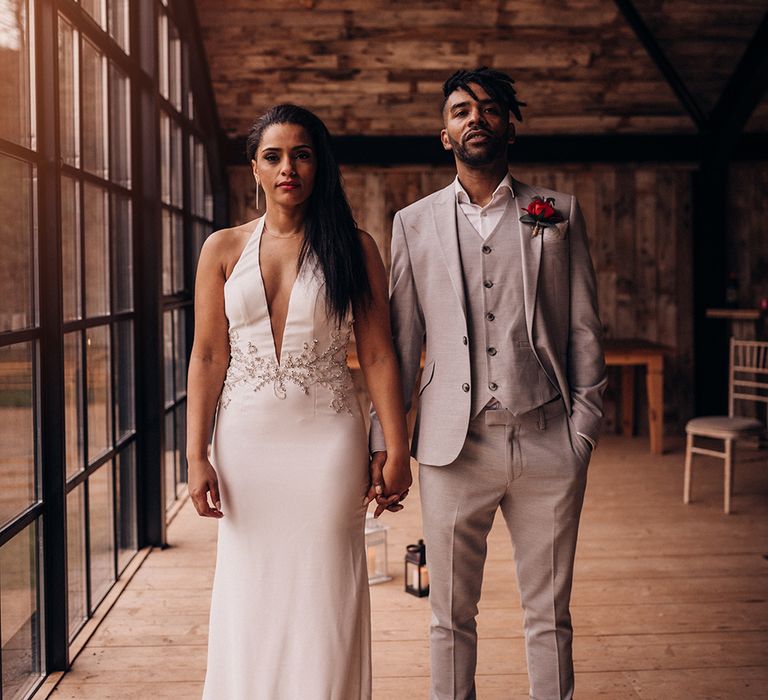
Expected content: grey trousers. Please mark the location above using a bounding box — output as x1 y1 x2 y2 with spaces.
419 399 590 700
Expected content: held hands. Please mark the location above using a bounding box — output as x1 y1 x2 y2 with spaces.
188 458 224 518
365 450 413 518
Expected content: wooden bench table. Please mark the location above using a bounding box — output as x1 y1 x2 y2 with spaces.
604 338 672 455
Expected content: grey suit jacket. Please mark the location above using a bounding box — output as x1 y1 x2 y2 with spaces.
370 177 607 467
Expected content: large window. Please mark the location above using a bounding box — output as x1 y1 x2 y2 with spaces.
58 9 136 639
0 1 43 697
0 0 222 696
159 1 214 514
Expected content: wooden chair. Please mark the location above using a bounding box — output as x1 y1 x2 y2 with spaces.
684 338 768 513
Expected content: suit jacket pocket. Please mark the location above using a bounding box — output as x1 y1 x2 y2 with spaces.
567 416 592 465
418 360 435 396
544 220 569 241
572 433 592 465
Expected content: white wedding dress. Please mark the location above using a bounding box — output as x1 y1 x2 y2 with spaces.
203 216 372 700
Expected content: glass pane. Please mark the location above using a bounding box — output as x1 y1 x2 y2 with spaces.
184 44 193 119
58 15 79 167
107 0 129 53
114 320 134 440
172 212 184 292
191 221 204 273
162 209 172 295
194 140 206 219
0 156 34 333
67 484 87 638
164 410 175 508
168 20 181 111
64 332 84 479
111 192 132 312
159 113 170 204
115 443 136 572
158 11 168 100
204 155 213 221
174 403 186 489
0 0 32 148
82 0 105 29
0 521 41 699
86 324 111 462
84 182 109 317
82 38 107 178
173 307 186 399
163 310 173 405
171 121 182 207
189 138 198 216
89 464 115 605
62 175 82 321
0 342 36 528
108 63 130 188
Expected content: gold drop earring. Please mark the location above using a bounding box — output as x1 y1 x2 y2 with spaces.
255 177 261 211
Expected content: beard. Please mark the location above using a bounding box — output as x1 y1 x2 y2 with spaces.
447 129 507 166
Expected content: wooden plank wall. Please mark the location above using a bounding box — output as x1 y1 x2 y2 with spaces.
729 163 768 308
229 163 697 433
196 0 768 138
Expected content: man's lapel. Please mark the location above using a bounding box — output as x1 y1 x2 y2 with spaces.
430 184 467 318
511 178 543 340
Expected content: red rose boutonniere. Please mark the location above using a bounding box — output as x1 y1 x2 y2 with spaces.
520 196 565 237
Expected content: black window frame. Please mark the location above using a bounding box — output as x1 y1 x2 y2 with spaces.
0 0 226 695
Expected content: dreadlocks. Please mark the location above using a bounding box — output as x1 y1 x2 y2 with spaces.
442 67 526 122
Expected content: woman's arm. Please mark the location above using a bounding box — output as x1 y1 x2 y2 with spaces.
186 230 233 518
354 231 412 516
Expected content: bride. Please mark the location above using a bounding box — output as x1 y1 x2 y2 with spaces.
186 104 411 699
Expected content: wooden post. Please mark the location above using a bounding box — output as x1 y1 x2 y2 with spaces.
646 355 665 454
620 366 634 437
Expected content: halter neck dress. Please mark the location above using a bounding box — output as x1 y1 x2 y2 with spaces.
203 216 372 700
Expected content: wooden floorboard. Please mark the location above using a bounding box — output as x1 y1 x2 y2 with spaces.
50 436 768 699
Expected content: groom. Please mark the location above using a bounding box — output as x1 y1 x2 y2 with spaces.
370 67 606 699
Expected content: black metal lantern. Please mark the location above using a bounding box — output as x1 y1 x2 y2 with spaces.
404 539 429 597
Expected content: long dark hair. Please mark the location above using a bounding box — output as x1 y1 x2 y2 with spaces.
245 104 371 325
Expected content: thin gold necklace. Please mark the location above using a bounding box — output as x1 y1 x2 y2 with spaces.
264 224 303 239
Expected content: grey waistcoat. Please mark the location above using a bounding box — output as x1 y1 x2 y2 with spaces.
456 199 559 417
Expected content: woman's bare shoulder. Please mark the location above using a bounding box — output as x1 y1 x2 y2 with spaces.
200 219 259 275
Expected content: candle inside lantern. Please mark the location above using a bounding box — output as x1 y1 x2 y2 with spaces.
404 539 429 597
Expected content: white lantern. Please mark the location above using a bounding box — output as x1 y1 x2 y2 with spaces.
365 514 392 585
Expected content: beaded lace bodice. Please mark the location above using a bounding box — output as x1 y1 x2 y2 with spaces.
219 325 354 412
218 217 356 414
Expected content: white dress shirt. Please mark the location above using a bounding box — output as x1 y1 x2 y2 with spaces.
454 174 515 239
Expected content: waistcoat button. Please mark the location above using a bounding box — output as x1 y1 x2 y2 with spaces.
482 245 492 254
462 383 470 392
489 382 498 391
462 336 468 345
486 312 495 321
487 347 497 356
484 280 494 289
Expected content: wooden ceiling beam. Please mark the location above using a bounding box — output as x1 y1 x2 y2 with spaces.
709 11 768 154
225 133 768 167
612 0 707 132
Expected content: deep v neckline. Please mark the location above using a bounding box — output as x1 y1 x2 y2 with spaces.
255 222 305 367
